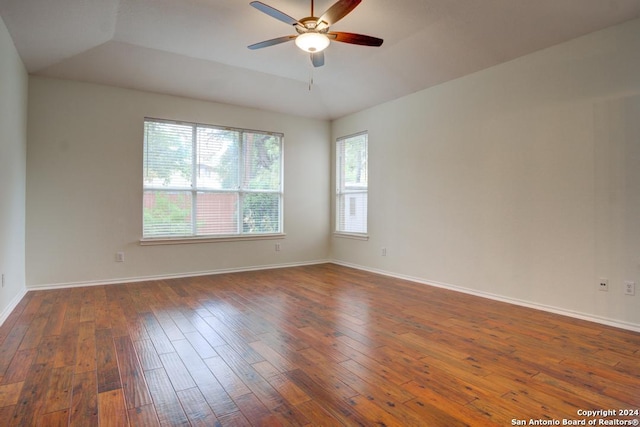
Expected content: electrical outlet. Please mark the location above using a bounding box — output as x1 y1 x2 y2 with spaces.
116 252 125 262
275 243 281 252
598 278 609 292
624 281 635 296
381 247 387 256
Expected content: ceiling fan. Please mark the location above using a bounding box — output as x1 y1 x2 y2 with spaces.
248 0 383 67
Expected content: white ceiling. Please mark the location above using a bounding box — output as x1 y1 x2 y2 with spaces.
2 0 640 120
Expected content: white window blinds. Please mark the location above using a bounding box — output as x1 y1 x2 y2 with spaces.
336 132 368 234
143 118 283 239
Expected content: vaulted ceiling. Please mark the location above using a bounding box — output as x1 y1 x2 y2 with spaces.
2 0 639 120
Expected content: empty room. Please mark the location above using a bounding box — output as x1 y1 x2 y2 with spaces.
1 0 639 425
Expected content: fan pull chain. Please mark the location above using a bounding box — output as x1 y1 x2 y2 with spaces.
309 68 314 91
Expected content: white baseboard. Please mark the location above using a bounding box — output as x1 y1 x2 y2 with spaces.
25 259 330 291
0 287 28 327
331 260 640 333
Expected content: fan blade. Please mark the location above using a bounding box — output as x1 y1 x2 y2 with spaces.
311 51 325 67
317 0 361 27
248 35 297 50
250 1 300 26
328 31 383 46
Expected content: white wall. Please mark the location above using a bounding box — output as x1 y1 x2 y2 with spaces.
26 78 330 287
331 18 640 329
0 16 28 322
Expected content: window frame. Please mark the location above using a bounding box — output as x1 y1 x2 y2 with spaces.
141 117 284 245
335 131 369 239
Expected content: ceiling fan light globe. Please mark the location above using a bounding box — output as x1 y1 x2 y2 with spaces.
295 32 330 53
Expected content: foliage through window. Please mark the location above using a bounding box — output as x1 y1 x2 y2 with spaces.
143 118 283 239
336 132 368 234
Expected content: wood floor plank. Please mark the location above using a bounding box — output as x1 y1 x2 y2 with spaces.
183 330 218 359
1 348 36 385
151 309 184 342
233 392 272 425
69 370 98 427
252 360 310 406
215 344 285 411
0 381 23 407
216 410 251 426
293 400 343 427
0 264 637 426
98 388 128 426
404 397 478 427
74 321 96 374
96 328 121 393
175 387 219 427
202 355 252 400
0 293 32 344
284 368 372 426
54 330 78 369
249 339 298 373
171 340 240 417
159 351 196 392
10 362 51 426
127 403 160 427
127 317 150 342
43 365 74 414
15 291 46 326
16 315 48 352
132 339 162 371
0 324 29 377
291 347 359 401
38 409 70 427
183 313 227 348
79 288 96 323
347 393 424 427
114 335 153 410
141 312 175 355
42 295 67 337
144 367 189 426
201 315 264 364
0 405 16 424
94 287 112 330
337 343 415 387
168 309 198 335
339 358 415 403
106 300 131 338
402 381 502 426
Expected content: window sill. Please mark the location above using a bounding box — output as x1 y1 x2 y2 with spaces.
140 233 286 246
333 232 369 241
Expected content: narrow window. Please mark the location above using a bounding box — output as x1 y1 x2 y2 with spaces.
336 132 368 234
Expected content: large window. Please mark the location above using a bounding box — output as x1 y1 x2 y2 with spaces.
143 118 283 240
336 132 368 235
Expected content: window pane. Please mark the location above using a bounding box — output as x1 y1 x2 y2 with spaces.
342 134 367 189
197 127 239 190
243 132 281 191
144 122 193 188
143 191 192 237
243 193 280 234
196 192 238 235
338 192 367 233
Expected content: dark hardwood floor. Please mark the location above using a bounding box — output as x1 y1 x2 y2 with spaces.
0 263 638 426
